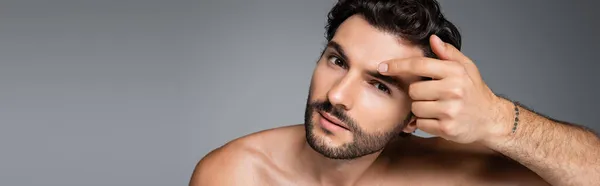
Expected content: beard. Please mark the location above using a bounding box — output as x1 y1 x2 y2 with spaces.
303 93 413 160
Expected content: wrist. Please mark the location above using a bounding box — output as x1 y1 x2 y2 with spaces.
480 96 518 148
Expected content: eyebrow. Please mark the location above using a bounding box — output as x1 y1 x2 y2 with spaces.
326 40 405 88
326 41 349 62
366 70 404 88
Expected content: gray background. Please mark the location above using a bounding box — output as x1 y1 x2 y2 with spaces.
1 0 598 185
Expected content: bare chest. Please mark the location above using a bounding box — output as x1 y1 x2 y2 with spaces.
254 174 512 186
257 172 526 186
255 156 540 186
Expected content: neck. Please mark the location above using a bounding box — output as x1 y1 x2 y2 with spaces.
299 141 386 186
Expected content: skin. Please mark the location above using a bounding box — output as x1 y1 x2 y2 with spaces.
190 15 600 186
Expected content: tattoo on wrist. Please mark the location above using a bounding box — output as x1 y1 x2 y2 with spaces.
512 101 519 134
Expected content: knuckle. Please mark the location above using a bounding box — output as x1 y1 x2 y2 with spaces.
440 107 454 119
409 59 424 72
443 123 460 137
446 87 464 98
441 102 461 118
418 59 429 71
393 61 404 72
439 122 454 135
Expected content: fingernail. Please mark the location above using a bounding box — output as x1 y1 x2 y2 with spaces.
378 63 388 72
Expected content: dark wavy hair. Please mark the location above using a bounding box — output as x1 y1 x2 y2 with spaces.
325 0 462 58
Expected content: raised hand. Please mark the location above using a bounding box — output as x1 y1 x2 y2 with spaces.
377 35 512 144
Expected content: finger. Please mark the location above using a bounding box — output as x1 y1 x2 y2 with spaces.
411 101 439 119
408 80 443 101
409 78 465 101
378 57 462 80
415 118 442 136
412 100 458 119
430 34 470 63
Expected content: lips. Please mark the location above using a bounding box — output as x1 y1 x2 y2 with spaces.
318 110 350 130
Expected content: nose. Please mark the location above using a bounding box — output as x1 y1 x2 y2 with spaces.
327 75 356 111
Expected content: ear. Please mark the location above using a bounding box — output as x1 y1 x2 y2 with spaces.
401 115 418 133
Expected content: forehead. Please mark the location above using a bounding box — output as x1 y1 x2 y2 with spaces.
330 15 424 69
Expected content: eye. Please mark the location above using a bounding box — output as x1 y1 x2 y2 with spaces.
371 81 391 94
327 55 347 69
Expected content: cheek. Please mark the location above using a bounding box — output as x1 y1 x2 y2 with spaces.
354 92 410 130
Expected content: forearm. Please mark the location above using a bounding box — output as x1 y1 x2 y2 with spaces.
484 98 600 186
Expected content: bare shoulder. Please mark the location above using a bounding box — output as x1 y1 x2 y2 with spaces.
189 124 303 186
189 139 265 186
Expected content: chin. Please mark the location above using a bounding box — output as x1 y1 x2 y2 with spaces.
314 128 350 146
305 122 362 159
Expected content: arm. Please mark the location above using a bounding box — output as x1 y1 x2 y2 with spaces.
483 97 600 186
378 35 600 185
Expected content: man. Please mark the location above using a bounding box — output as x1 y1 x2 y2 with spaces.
190 0 600 185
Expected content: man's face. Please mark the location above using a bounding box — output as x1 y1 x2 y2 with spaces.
304 15 425 159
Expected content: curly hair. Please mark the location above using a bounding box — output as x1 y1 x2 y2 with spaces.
325 0 462 58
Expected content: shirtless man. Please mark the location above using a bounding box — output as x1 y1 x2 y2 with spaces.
190 0 600 185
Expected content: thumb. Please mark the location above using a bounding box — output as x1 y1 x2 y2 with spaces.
430 34 470 63
430 34 450 60
430 34 483 84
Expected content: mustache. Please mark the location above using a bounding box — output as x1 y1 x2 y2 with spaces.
309 100 358 131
